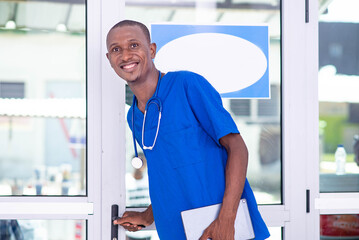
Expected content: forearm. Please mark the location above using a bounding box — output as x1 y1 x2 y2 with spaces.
218 133 248 222
198 133 248 240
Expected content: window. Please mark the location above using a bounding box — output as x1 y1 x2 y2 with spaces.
0 0 86 196
124 0 282 209
0 82 25 99
319 0 359 193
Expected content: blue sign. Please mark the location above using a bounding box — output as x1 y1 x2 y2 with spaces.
151 24 270 99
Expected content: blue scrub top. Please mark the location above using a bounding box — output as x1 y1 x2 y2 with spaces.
128 71 270 239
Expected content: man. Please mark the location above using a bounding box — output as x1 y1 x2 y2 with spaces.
107 20 269 240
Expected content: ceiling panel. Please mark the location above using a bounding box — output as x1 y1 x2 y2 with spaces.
126 6 175 24
232 0 279 5
67 4 85 32
0 2 15 26
16 2 68 30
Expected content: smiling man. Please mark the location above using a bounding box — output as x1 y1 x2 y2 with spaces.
106 20 270 240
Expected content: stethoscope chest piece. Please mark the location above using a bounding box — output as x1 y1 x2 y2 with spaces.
131 157 143 169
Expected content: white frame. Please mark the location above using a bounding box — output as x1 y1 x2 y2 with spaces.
88 0 103 237
316 193 359 214
281 0 320 238
0 0 126 239
0 0 96 233
92 0 127 238
4 0 348 239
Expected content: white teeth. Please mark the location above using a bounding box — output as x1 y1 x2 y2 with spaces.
122 63 136 69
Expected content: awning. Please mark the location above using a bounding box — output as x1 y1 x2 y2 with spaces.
319 72 359 103
0 98 86 118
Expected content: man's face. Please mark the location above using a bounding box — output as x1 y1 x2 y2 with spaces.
106 25 156 84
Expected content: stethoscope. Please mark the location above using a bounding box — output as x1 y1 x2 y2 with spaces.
131 71 163 169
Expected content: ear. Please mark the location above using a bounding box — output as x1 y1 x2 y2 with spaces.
150 43 157 59
106 52 114 68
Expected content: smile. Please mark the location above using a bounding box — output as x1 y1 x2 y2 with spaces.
121 62 138 70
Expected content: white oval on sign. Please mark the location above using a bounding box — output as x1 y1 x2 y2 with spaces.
154 33 268 94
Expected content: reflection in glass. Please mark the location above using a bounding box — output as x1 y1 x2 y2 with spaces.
125 227 282 240
320 214 359 239
319 0 359 193
0 0 86 196
0 219 86 240
267 227 283 240
126 230 158 240
124 0 282 206
126 152 151 207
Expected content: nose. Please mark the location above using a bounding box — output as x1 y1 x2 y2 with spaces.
121 48 133 62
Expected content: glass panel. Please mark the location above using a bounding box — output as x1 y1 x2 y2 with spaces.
126 230 159 240
124 0 281 206
0 0 86 196
268 227 283 240
319 0 359 193
320 214 359 239
125 227 283 240
0 220 86 240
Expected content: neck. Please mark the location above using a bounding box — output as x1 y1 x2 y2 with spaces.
130 68 159 112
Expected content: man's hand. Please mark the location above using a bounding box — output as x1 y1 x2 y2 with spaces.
199 216 235 240
114 205 154 232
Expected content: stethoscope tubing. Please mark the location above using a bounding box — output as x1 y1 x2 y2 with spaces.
142 103 162 150
132 71 163 158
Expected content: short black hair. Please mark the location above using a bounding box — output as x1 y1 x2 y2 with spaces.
109 20 151 43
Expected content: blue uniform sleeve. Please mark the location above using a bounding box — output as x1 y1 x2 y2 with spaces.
184 72 239 146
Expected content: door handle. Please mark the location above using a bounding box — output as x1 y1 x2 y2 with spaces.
111 204 119 240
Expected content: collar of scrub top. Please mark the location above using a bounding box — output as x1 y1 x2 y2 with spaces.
132 70 163 160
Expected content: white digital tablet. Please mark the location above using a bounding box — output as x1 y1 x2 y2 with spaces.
181 199 255 240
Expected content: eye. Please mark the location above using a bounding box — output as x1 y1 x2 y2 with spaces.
130 43 139 49
112 47 120 52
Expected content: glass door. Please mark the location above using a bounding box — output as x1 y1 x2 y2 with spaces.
316 0 359 239
0 0 125 239
0 0 91 238
123 0 283 237
117 0 321 239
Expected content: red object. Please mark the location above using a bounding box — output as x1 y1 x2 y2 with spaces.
321 214 359 238
75 220 83 240
49 93 77 159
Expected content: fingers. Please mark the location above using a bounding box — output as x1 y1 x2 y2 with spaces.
113 213 144 232
112 211 147 233
113 217 125 225
113 219 143 232
113 212 131 225
199 230 211 240
121 222 143 232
